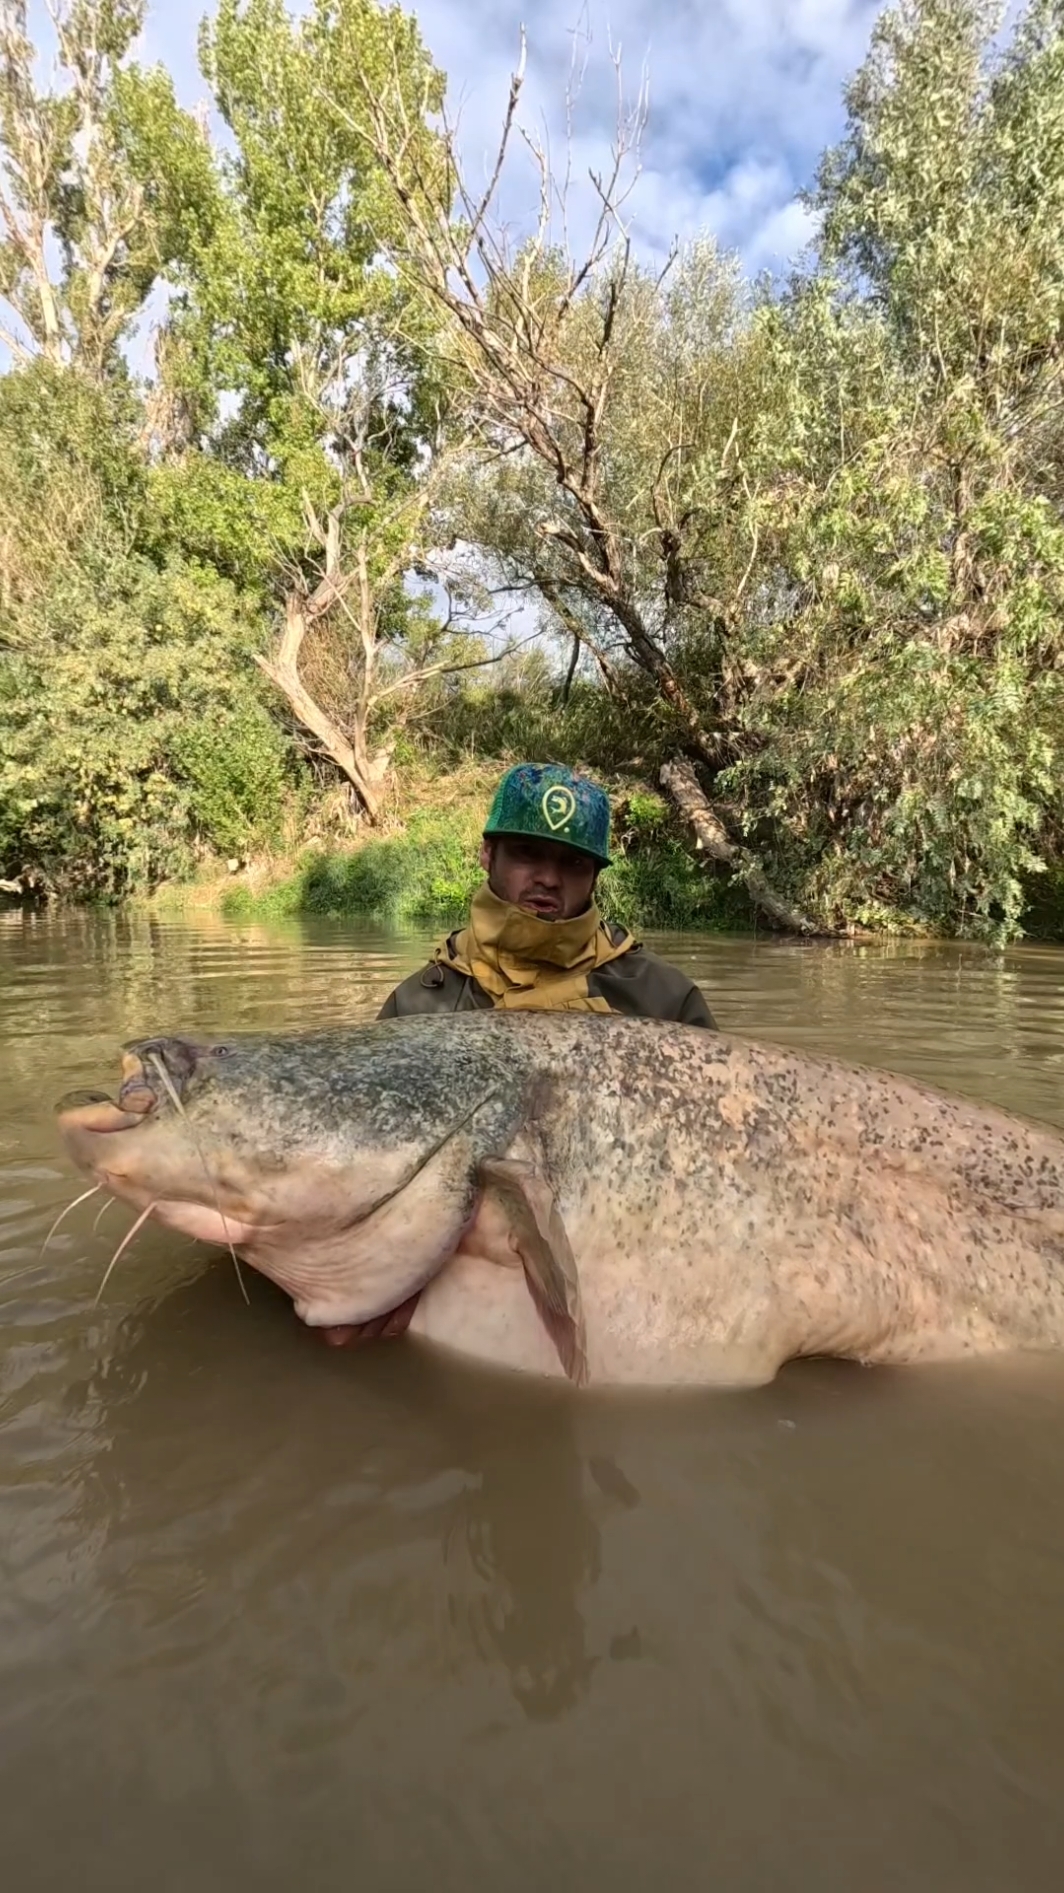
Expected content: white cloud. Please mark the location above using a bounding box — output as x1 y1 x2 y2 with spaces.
408 0 881 272
135 0 880 275
4 0 879 379
746 197 820 273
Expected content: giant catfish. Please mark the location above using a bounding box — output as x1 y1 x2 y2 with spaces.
55 1012 1064 1387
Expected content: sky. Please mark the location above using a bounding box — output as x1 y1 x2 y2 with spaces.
5 0 886 370
134 0 885 276
6 0 887 642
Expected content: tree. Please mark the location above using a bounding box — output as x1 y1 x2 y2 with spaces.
153 0 487 819
330 37 826 929
784 0 1064 935
255 440 501 824
0 354 294 898
341 4 1064 938
0 0 217 379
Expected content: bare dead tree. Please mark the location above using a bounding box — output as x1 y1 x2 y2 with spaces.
325 43 725 727
257 498 388 823
256 402 518 821
323 35 828 930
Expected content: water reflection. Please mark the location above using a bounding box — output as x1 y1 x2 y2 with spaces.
443 1380 607 1722
66 1263 632 1726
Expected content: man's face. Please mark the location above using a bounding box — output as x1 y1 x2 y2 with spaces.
481 835 598 921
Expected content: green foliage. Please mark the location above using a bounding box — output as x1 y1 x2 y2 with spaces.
599 789 752 933
0 0 219 378
0 0 450 899
417 657 668 780
0 359 293 898
0 357 144 613
180 0 444 457
167 704 296 858
225 809 485 926
598 851 749 934
0 548 285 899
1019 861 1064 940
812 0 1064 396
8 0 1064 940
144 452 303 601
300 810 483 924
439 0 1064 939
153 0 460 799
722 640 1057 941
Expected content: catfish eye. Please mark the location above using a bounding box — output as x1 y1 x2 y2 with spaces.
212 1044 234 1058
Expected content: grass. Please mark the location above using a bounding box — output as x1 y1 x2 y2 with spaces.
222 809 484 927
217 791 754 934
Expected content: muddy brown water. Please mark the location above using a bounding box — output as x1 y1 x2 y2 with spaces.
3 908 1064 1892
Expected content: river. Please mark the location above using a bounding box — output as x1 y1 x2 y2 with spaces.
2 907 1064 1891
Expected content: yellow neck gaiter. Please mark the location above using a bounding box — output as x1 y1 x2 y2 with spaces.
437 883 636 1012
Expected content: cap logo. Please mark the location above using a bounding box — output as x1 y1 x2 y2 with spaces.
542 785 576 832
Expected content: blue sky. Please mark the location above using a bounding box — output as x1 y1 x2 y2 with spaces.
134 0 884 272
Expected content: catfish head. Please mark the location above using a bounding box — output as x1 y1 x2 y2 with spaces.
55 1018 547 1339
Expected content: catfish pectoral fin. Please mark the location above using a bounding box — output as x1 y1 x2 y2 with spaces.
478 1156 589 1387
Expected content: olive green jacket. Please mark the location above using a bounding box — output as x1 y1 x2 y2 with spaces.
378 926 716 1028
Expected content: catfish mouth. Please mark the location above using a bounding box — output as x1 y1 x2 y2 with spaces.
56 1090 152 1137
54 1066 369 1335
57 1037 209 1144
54 1038 281 1253
54 1085 271 1253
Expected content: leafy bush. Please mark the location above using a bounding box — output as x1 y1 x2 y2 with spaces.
420 664 667 780
0 554 278 900
168 704 296 858
305 812 483 923
602 792 753 933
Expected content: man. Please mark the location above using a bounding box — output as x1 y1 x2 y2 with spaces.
378 762 716 1027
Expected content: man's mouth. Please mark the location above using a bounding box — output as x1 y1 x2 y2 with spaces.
520 894 561 917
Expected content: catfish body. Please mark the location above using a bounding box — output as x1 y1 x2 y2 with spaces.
56 1012 1064 1387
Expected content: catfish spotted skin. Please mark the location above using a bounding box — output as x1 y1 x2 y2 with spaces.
56 1012 1064 1388
136 1025 535 1168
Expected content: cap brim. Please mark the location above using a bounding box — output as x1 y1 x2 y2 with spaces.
484 825 610 868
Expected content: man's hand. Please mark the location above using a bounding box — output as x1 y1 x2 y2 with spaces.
314 1291 423 1348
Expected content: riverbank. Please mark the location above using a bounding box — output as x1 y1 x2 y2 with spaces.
148 767 756 934
98 764 1064 944
146 815 1064 942
146 840 1064 945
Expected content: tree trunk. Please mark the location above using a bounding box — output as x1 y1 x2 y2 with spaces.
255 593 389 821
660 758 832 937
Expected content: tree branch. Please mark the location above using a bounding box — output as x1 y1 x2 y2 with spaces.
255 592 386 820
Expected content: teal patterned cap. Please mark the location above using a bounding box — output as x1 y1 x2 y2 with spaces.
483 763 611 867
